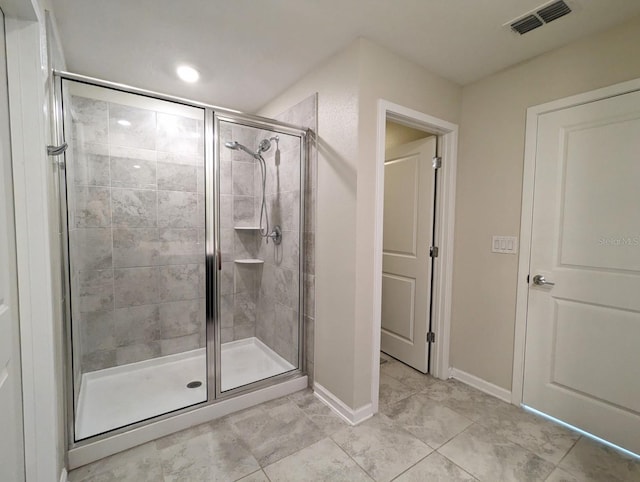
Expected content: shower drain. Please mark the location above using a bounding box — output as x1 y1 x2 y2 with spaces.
186 381 202 389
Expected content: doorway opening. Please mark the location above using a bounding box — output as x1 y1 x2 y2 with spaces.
372 101 458 413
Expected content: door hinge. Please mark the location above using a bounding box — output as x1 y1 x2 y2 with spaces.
430 246 439 258
427 332 435 343
432 156 442 169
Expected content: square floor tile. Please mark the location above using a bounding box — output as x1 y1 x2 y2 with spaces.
558 437 640 482
264 438 373 481
438 423 555 481
395 452 477 481
331 414 432 482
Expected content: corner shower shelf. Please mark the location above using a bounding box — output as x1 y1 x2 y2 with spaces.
234 259 264 264
234 226 261 230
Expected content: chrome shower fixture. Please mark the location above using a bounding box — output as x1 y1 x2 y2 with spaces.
224 136 282 245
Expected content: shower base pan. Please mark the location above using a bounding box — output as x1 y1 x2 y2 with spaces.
75 337 295 440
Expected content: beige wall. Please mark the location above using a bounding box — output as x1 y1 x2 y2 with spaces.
385 121 430 150
259 41 361 406
260 38 461 409
452 14 640 390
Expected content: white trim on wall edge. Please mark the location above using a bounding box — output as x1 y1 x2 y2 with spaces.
313 382 373 425
450 368 511 403
512 76 640 406
372 100 458 413
68 376 307 470
60 468 68 482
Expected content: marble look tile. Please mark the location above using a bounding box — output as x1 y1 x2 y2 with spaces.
157 190 198 228
220 262 234 295
196 193 205 229
157 151 202 166
233 161 255 196
288 389 349 436
71 95 108 145
78 269 114 313
423 379 507 422
221 327 234 343
304 187 316 234
220 293 234 328
197 165 205 194
236 470 269 482
111 188 157 227
109 103 156 150
157 228 201 265
80 310 115 353
545 467 581 482
380 359 437 391
234 230 259 260
395 452 477 481
233 323 256 340
72 142 110 187
73 186 111 227
273 267 298 309
112 228 159 268
110 145 156 189
72 228 112 271
160 333 200 355
220 160 232 195
264 437 372 482
234 196 256 227
475 401 580 464
68 441 161 482
115 341 160 365
220 195 233 229
157 161 197 192
234 292 257 324
331 414 432 482
159 299 201 338
304 274 315 318
378 372 417 408
438 424 555 482
274 303 297 346
156 113 203 157
234 263 257 294
114 267 159 308
303 231 314 274
159 420 258 481
383 392 473 449
269 190 300 232
158 264 200 301
113 304 160 346
229 398 324 466
559 437 640 482
81 349 116 373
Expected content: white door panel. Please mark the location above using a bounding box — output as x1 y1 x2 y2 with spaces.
381 137 435 372
0 7 26 481
524 88 640 454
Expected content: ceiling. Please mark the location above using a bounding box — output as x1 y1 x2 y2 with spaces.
50 0 640 112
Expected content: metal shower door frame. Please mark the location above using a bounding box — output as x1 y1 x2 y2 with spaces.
52 71 307 451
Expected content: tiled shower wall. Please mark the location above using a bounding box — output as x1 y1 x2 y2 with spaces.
66 92 206 374
218 93 317 383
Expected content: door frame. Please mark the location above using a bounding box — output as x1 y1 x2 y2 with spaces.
372 100 458 412
512 77 640 406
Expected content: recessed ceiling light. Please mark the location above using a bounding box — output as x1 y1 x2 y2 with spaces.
117 119 131 127
177 65 200 83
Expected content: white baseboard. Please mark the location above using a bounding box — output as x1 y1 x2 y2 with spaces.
60 468 68 482
449 368 512 403
313 382 373 425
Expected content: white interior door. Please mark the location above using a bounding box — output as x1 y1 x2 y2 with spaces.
523 88 640 454
381 137 436 372
0 7 26 482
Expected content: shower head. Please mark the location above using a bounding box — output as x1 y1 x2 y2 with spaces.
258 138 271 153
224 140 257 158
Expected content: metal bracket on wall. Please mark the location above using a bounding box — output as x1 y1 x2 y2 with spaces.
432 156 442 169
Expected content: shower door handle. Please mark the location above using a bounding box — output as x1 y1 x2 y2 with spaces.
217 249 222 270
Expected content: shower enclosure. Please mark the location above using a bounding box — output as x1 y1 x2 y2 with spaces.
54 73 307 451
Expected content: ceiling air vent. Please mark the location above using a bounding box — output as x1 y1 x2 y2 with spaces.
511 15 544 35
537 0 572 23
508 0 573 35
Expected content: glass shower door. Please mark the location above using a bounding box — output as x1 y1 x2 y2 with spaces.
61 79 208 440
216 116 304 393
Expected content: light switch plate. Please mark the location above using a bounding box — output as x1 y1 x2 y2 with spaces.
492 236 518 254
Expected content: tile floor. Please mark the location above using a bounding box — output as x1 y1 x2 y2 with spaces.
69 353 640 481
